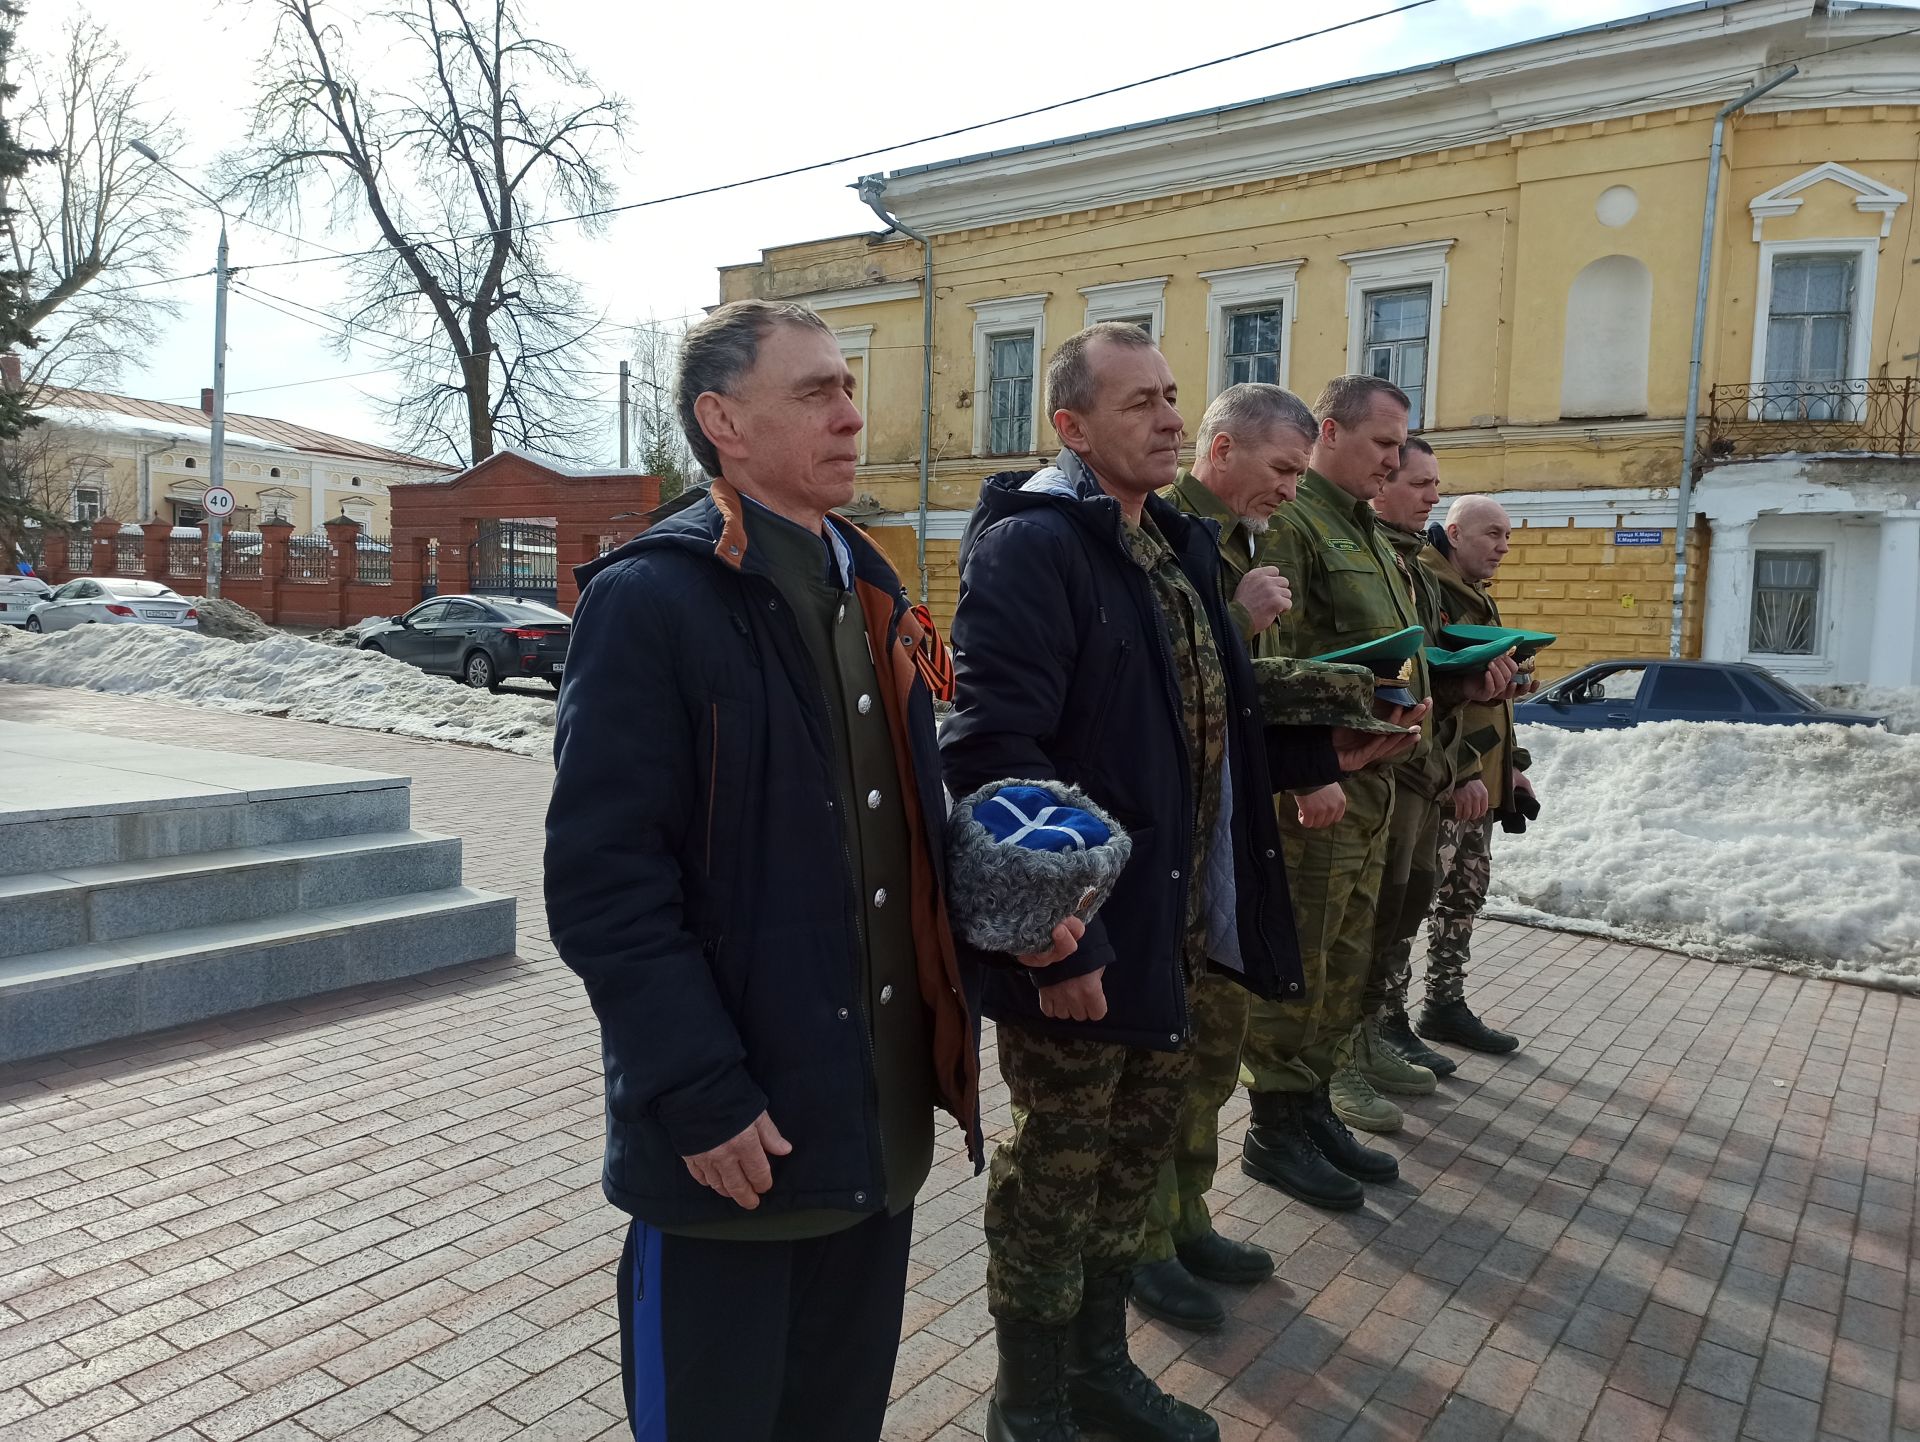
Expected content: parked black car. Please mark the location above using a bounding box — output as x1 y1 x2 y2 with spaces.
357 595 570 689
1515 659 1886 731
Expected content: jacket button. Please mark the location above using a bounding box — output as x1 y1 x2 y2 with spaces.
880 984 894 1004
1265 848 1276 859
1170 1033 1181 1043
858 694 872 714
1242 706 1252 718
1170 869 1180 880
767 599 778 610
874 888 888 908
854 1191 867 1204
867 789 882 809
1289 982 1300 993
837 1007 850 1020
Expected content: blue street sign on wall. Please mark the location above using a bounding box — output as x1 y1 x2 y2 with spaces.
1613 529 1664 546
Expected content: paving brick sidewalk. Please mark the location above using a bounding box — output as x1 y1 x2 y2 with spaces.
1 683 1915 1442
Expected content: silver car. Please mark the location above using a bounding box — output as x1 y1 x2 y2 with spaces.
0 574 53 627
25 577 200 633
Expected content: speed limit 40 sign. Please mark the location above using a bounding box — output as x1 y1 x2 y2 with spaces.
202 486 236 518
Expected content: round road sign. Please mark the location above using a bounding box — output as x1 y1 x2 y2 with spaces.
203 487 236 518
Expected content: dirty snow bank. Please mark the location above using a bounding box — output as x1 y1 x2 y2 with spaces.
181 595 276 644
1492 721 1920 986
1808 684 1920 736
0 624 556 757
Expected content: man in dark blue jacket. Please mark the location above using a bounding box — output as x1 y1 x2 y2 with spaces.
943 323 1406 1442
546 299 989 1442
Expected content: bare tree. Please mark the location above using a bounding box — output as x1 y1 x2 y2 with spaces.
13 14 182 393
629 316 695 501
225 0 628 466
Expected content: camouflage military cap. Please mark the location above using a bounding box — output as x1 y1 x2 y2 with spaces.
1251 656 1417 736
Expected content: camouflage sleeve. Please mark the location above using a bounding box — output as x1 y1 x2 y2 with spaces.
1228 598 1257 644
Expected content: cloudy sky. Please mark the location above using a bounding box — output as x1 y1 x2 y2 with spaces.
46 0 1722 461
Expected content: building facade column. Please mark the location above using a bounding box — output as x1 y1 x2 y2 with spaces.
1700 519 1754 663
1868 513 1920 687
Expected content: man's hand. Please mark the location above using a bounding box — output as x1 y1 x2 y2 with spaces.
1331 698 1430 772
1233 565 1292 632
1452 779 1490 821
1465 654 1520 704
1513 769 1535 801
1018 916 1086 968
683 1112 793 1210
1038 967 1108 1022
1295 782 1347 829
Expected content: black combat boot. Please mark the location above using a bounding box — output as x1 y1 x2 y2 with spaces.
1300 1085 1400 1184
1068 1271 1219 1442
1240 1089 1363 1211
1418 998 1519 1054
1130 1258 1224 1332
1378 1003 1457 1076
1175 1230 1275 1285
986 1318 1079 1442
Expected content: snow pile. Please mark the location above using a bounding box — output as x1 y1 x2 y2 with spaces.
1492 721 1920 986
0 624 556 757
179 596 275 644
1808 684 1920 736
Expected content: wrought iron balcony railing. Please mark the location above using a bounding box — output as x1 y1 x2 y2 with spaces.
1706 377 1919 464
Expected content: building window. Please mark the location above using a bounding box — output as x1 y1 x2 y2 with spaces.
269 467 281 478
1224 307 1282 386
1343 239 1452 430
1749 550 1822 655
1201 261 1301 399
1079 277 1167 342
969 293 1048 457
988 334 1035 455
1362 287 1432 428
834 325 873 465
184 456 197 469
73 487 102 522
351 476 362 486
1761 254 1856 420
262 499 293 524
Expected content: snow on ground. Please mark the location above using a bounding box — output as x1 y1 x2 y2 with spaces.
1808 684 1920 735
0 624 556 757
1490 721 1920 987
184 597 276 644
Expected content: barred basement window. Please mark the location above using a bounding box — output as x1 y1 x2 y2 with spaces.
1749 550 1822 655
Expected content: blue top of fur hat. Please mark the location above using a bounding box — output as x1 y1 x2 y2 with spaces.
974 785 1113 853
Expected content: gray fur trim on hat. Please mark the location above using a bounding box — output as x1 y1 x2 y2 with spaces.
945 779 1133 957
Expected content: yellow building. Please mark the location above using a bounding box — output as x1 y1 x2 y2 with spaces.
719 0 1920 686
32 387 453 539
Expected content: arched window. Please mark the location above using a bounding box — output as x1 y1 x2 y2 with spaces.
1561 256 1652 418
184 456 197 469
270 467 281 478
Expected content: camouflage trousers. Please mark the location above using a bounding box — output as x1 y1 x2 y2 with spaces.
1241 769 1394 1094
1140 972 1249 1262
1426 814 1493 1006
986 1019 1189 1323
1362 781 1444 1016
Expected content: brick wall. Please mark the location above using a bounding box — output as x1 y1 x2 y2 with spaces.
1492 521 1708 681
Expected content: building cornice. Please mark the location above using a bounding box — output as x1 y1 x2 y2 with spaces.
870 2 1920 236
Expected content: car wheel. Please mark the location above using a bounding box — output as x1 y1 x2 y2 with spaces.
360 639 386 655
24 616 41 633
463 650 497 689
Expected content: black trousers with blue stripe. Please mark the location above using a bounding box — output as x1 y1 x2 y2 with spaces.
616 1206 914 1441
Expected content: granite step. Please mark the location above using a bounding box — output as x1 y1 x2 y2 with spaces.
0 830 464 960
0 885 518 1063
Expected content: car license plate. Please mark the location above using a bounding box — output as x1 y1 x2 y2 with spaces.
139 607 175 619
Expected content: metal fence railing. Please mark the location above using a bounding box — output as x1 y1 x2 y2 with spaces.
113 532 145 575
67 523 95 563
1707 377 1919 465
168 537 204 579
284 532 333 585
358 533 393 585
223 533 263 579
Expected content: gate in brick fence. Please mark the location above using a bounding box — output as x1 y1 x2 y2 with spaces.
469 519 557 605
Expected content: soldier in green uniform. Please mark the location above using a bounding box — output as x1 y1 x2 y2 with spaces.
1417 494 1536 1053
1237 374 1428 1211
1353 442 1520 1093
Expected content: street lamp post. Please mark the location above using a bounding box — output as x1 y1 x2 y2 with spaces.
129 140 229 600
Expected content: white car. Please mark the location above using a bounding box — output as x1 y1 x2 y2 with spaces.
25 577 200 633
1 574 53 627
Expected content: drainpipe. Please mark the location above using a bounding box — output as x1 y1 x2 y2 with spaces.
855 175 935 606
1668 66 1797 659
137 440 172 522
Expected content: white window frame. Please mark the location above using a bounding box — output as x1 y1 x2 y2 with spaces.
72 486 103 523
1079 277 1168 342
1745 541 1832 665
1200 261 1302 399
1747 238 1878 423
1341 240 1453 427
834 324 874 465
970 294 1048 457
